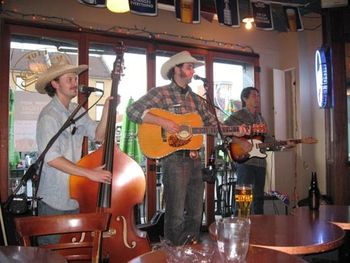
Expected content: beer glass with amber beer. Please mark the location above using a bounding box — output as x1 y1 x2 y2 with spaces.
180 0 194 23
235 184 253 218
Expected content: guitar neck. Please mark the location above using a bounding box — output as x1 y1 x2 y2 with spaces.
192 125 240 136
258 139 302 149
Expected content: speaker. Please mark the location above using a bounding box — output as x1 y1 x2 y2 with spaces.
7 194 28 215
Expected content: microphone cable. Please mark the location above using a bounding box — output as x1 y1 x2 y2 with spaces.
72 89 105 123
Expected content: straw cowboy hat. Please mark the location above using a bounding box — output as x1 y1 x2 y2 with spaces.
160 51 204 80
35 62 88 94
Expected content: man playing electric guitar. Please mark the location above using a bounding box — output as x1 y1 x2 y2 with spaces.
224 87 296 215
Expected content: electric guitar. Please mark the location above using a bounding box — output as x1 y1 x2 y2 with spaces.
138 108 266 159
230 137 318 163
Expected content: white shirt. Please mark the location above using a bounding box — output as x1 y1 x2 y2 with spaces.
36 95 97 210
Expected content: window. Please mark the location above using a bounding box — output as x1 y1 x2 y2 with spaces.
8 34 79 197
213 61 253 123
15 76 24 91
95 81 104 94
212 60 254 217
95 104 103 121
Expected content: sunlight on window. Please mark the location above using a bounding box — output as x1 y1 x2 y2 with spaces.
102 53 147 114
95 104 103 121
213 62 249 122
95 81 104 94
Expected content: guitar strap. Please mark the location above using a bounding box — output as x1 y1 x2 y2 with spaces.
167 84 205 117
167 86 183 114
189 91 206 118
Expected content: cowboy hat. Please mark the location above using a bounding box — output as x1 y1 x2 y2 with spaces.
160 51 204 80
35 63 88 94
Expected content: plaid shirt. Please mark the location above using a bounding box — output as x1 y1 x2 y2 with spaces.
127 81 218 126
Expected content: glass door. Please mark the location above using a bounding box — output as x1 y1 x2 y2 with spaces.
9 35 79 201
213 59 254 217
154 51 206 215
86 42 148 223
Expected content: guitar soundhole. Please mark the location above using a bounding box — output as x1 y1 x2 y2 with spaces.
177 125 192 140
168 135 191 147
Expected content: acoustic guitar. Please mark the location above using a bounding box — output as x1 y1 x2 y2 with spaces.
138 108 266 159
230 137 318 163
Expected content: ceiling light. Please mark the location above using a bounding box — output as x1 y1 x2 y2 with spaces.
242 1 254 30
106 0 130 13
242 17 254 30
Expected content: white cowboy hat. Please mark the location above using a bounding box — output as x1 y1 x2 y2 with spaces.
160 51 204 80
35 63 88 94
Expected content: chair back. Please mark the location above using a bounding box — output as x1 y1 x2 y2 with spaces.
15 212 111 263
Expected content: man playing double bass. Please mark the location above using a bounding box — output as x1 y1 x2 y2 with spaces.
127 51 248 245
35 60 112 245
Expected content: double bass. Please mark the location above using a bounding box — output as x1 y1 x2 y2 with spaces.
69 43 150 262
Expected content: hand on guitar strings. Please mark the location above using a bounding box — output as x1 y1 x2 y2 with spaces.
162 119 180 134
85 164 112 184
143 112 179 134
236 124 251 137
283 139 297 149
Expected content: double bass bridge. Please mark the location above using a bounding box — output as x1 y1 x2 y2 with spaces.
101 228 116 238
98 215 137 249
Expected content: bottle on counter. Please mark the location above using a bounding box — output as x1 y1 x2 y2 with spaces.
308 172 320 210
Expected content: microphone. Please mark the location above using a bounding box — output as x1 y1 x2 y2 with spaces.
78 85 103 94
193 75 207 82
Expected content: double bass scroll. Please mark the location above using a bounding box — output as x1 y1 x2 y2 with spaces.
69 42 150 262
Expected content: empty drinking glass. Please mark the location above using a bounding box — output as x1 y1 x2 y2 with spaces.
216 217 251 263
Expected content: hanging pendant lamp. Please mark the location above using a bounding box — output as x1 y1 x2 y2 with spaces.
242 1 254 30
106 0 130 13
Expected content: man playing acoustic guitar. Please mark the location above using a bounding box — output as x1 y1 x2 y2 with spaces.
127 51 248 245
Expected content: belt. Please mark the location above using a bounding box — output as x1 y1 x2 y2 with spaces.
172 150 191 157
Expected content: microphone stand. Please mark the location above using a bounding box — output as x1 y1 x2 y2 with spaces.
4 92 92 215
201 79 236 217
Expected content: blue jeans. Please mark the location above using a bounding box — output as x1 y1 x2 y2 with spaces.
162 152 204 245
37 201 79 245
235 164 266 215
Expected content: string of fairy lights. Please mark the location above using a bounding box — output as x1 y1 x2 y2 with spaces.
0 7 255 53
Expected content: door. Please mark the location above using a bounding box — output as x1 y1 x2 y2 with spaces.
267 68 297 208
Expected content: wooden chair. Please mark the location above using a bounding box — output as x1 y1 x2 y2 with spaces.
15 212 111 263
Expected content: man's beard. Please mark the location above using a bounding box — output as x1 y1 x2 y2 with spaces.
179 69 191 84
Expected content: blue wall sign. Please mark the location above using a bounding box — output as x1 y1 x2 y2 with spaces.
315 48 329 108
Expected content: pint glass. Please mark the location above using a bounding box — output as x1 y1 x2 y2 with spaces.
286 8 297 32
234 184 253 218
180 0 193 23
